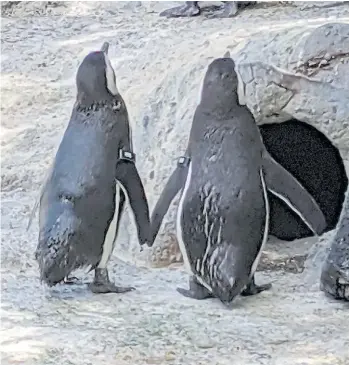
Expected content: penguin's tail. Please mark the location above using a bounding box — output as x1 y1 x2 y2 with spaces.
35 208 83 287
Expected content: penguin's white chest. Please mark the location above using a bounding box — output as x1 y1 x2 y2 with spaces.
98 184 121 268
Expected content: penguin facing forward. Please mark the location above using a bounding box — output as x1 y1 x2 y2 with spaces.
150 54 327 306
34 42 151 294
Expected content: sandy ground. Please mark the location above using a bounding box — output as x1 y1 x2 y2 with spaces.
1 2 349 364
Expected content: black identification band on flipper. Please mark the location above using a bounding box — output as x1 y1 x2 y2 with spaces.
177 156 191 167
119 149 136 163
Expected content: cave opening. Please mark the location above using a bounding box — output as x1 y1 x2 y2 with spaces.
259 118 348 241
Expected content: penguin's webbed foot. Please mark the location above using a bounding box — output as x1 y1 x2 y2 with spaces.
89 282 135 294
89 268 135 294
159 2 200 18
177 276 213 300
240 275 272 296
205 1 239 18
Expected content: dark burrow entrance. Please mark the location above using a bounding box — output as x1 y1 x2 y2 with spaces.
259 118 348 241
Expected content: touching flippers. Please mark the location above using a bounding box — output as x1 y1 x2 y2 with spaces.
262 150 327 235
115 159 151 247
150 156 190 245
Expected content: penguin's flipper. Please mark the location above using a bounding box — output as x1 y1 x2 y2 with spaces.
115 159 151 247
150 161 189 245
262 150 327 235
240 275 272 296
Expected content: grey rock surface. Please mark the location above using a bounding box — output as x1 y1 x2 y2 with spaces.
2 2 349 363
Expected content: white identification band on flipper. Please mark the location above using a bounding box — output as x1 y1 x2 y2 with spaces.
176 162 213 293
98 184 121 268
267 188 317 235
104 53 118 96
250 169 270 277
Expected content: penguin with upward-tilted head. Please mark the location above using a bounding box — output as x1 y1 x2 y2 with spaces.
34 42 152 294
150 52 327 306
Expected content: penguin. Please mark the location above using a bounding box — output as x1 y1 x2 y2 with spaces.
150 54 327 306
34 42 151 294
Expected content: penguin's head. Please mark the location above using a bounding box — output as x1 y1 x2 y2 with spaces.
76 42 118 105
200 55 239 108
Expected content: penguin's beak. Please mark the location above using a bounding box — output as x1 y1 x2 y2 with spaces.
101 42 109 54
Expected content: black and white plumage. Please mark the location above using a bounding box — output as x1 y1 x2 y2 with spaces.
34 42 151 293
150 54 327 306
